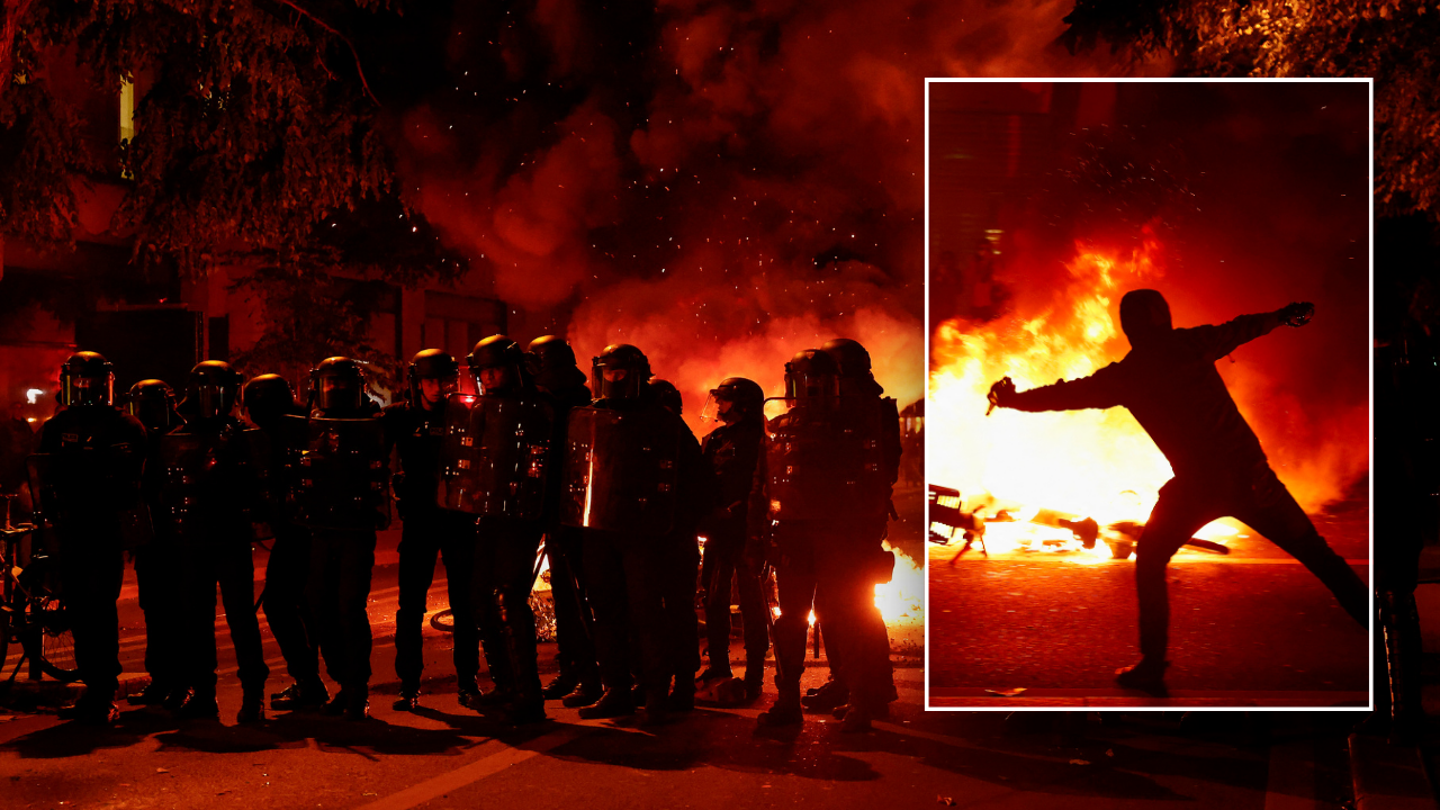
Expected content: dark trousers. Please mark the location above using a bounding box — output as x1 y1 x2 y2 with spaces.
547 524 599 682
773 524 891 711
472 517 543 698
262 523 320 686
59 536 125 702
584 529 668 697
180 529 269 696
660 533 701 683
701 524 769 675
135 541 183 689
395 508 479 690
1135 468 1369 660
308 529 376 692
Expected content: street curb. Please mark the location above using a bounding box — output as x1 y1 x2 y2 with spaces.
1350 733 1437 810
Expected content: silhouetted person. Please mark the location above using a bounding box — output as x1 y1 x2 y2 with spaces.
988 289 1367 695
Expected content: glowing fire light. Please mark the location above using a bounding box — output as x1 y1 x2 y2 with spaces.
26 388 43 405
874 543 923 625
929 237 1178 557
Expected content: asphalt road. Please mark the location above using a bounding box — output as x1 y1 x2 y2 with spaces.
927 499 1371 707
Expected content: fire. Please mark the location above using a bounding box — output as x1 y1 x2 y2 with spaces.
874 543 923 625
929 237 1182 557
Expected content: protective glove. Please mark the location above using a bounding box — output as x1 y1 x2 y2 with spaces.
986 376 1017 415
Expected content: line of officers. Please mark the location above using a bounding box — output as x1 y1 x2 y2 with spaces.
32 335 902 733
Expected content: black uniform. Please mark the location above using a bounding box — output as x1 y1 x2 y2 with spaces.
134 417 185 701
581 395 705 709
751 401 895 718
1006 308 1368 662
254 405 324 701
384 399 480 695
166 417 269 707
699 417 769 685
540 382 601 695
37 405 147 709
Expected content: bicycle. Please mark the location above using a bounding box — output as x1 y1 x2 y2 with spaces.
1 492 80 684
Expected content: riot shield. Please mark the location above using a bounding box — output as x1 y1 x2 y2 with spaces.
763 396 889 522
559 406 680 535
286 414 392 531
436 394 553 520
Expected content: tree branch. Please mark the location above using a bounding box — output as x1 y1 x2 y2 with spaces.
273 0 380 108
0 0 39 101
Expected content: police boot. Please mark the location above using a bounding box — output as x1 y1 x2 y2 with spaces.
838 703 873 733
1114 658 1169 697
756 691 803 728
668 675 696 713
343 686 370 721
503 690 548 725
58 696 121 726
541 667 578 701
271 679 328 711
126 680 173 707
577 688 634 719
743 659 765 702
393 684 421 712
561 673 604 708
801 678 848 712
1381 590 1424 745
641 686 672 727
174 689 221 721
237 688 266 724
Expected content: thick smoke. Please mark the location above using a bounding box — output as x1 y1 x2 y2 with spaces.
390 1 1118 427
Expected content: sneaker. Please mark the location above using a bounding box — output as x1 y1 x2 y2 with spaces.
577 689 634 720
1114 658 1169 697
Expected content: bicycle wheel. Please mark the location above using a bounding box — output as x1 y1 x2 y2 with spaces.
429 608 454 632
23 594 79 683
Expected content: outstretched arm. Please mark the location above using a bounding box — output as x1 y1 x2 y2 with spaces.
1190 302 1314 362
989 363 1127 413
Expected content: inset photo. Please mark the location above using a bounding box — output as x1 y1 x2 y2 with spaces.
925 80 1371 708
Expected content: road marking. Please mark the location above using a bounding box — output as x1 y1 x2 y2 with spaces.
353 725 589 810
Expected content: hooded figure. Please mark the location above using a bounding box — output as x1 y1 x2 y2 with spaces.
989 290 1364 695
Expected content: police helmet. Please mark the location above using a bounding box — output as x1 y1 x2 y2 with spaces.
184 360 243 421
243 374 297 426
58 351 115 407
407 349 459 406
784 349 840 401
525 335 588 391
125 379 179 432
705 376 764 423
592 344 650 400
467 335 525 395
311 357 366 413
649 377 682 415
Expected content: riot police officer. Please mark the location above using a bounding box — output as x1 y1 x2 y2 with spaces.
526 336 602 709
384 349 483 712
561 344 705 725
36 352 147 725
122 380 187 710
697 377 769 701
446 336 554 724
751 349 895 732
296 357 389 721
159 361 269 722
800 339 902 720
246 374 328 712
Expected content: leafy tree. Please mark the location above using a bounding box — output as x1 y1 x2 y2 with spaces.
1061 0 1440 218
